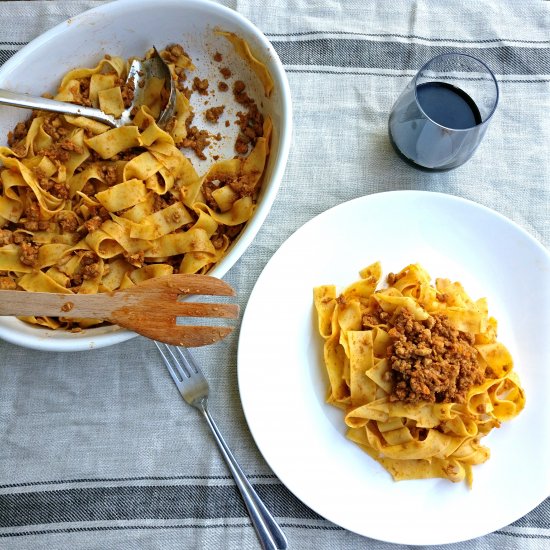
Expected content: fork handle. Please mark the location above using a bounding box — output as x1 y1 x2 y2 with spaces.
199 403 288 550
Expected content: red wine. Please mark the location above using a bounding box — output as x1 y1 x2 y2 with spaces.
416 82 482 129
388 80 485 171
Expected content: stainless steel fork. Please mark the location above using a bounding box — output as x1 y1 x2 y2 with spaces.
155 342 288 550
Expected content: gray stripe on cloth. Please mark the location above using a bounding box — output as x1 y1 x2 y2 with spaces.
1 521 344 540
1 40 550 77
0 50 15 65
266 31 550 45
282 67 550 84
0 524 272 540
495 531 550 541
270 39 550 75
512 499 550 529
0 480 547 537
0 484 320 529
0 475 277 491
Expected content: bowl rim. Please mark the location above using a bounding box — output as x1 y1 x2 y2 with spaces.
0 0 293 352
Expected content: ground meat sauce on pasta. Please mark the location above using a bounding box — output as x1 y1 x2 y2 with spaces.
204 105 225 123
385 308 485 404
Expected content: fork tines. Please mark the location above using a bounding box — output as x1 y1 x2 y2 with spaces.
155 342 208 405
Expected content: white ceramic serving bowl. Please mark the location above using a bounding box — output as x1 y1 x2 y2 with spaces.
0 0 292 351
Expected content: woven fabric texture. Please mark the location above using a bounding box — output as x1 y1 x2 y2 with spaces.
0 1 548 549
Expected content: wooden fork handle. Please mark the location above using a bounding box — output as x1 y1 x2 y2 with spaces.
0 274 236 319
0 290 114 319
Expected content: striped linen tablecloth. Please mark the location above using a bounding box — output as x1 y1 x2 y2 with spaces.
0 1 548 549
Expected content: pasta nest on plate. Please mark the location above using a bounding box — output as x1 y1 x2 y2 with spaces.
313 262 525 487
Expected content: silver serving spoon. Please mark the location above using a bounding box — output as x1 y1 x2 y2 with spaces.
0 46 176 128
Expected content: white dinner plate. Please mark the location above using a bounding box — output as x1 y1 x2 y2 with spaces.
237 190 550 545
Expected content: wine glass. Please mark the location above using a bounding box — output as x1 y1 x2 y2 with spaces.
388 53 499 172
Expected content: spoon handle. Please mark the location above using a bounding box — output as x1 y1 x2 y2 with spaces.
0 88 116 127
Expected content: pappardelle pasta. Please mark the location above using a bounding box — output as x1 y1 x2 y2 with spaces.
313 262 525 486
0 40 272 330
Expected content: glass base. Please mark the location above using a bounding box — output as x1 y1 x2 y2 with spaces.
388 130 457 173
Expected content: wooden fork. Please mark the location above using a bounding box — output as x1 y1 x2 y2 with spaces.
0 274 238 347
